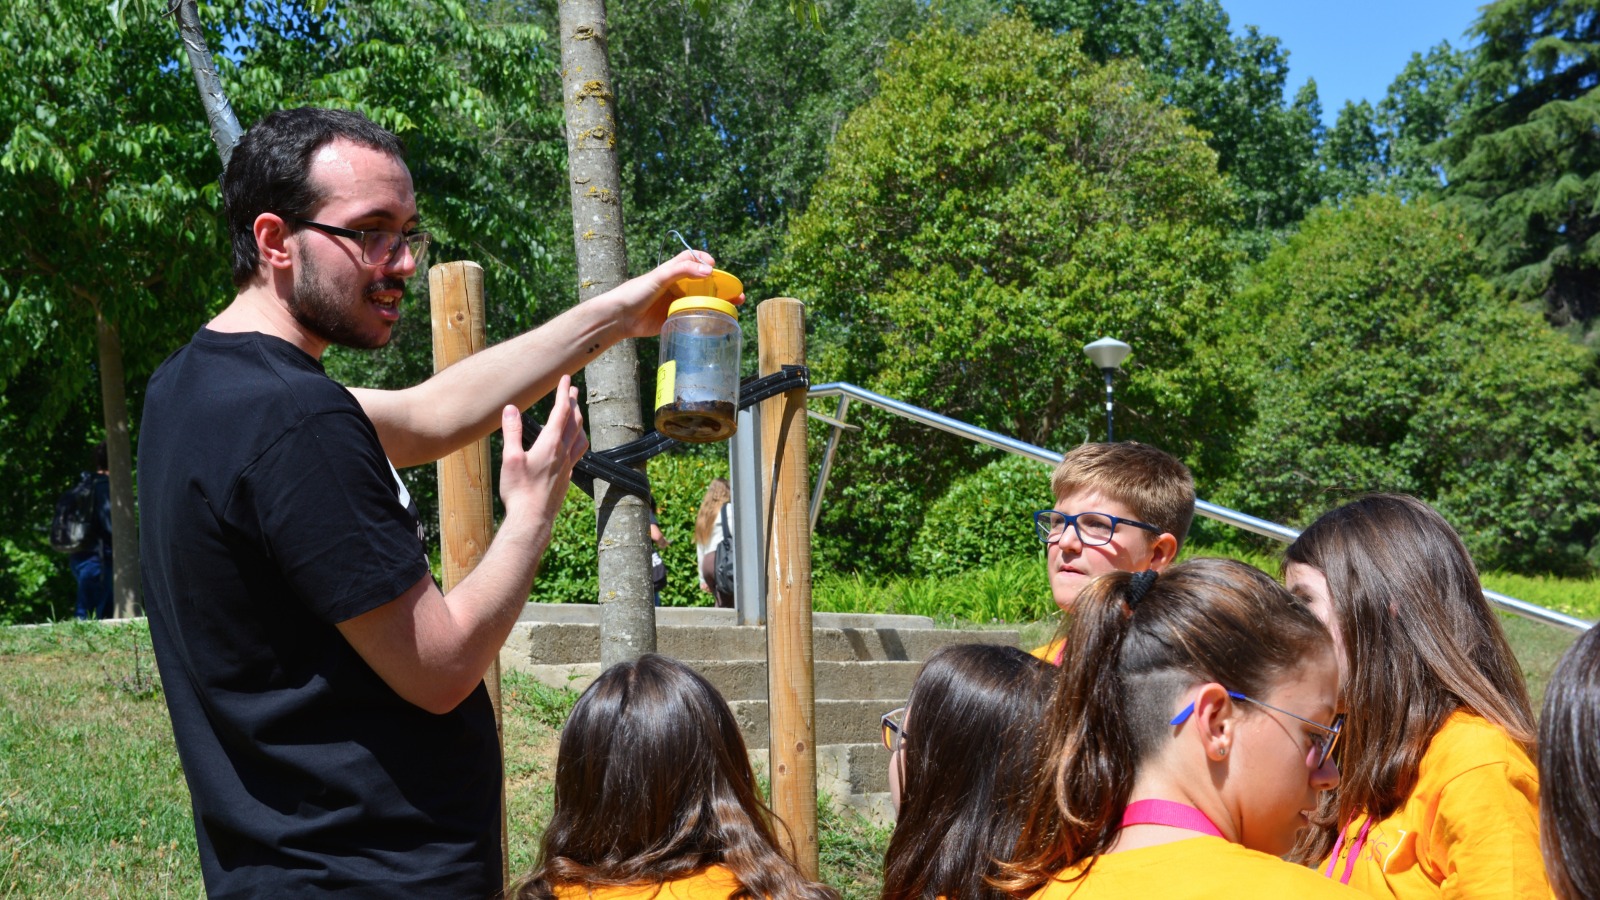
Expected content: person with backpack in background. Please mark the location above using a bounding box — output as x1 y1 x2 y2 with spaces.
695 478 735 608
60 441 113 619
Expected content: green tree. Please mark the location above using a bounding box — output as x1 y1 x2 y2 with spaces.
603 0 989 281
775 16 1244 574
1216 195 1600 574
1 0 228 616
1317 43 1466 202
1446 0 1600 329
1027 0 1323 233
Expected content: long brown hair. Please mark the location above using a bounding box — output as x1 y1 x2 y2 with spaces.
1540 624 1600 900
1284 493 1535 864
695 478 731 547
999 559 1331 893
882 644 1052 900
511 655 837 900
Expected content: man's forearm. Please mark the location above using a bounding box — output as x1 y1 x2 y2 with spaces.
337 507 556 715
354 297 623 468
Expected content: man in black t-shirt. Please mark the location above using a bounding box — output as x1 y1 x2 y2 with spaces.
139 108 732 898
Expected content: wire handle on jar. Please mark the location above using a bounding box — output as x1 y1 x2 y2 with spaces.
664 229 709 268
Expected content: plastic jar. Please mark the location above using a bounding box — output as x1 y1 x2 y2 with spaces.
655 293 742 443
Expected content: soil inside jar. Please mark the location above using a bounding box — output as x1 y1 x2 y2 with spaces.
655 399 738 443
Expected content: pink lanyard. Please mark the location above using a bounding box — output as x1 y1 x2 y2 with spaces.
1323 818 1372 885
1117 799 1225 838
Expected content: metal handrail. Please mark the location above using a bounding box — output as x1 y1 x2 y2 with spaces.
806 381 1593 635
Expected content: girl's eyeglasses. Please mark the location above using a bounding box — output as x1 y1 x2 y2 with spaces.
880 706 908 753
1170 691 1344 769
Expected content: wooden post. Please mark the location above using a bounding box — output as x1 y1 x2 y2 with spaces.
427 261 508 889
758 298 819 876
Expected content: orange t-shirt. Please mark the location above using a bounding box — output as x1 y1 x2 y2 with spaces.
1318 711 1549 899
552 865 746 900
1030 836 1362 898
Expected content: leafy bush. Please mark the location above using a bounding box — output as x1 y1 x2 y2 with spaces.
814 554 1050 624
910 455 1054 577
1214 195 1600 575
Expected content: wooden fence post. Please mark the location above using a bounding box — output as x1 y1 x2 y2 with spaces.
427 261 508 889
758 298 818 876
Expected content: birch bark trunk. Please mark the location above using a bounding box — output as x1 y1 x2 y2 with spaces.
559 0 655 666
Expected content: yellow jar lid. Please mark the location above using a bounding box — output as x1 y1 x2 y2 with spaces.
670 268 743 301
668 296 739 318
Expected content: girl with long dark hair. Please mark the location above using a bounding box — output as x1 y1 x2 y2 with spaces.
1539 624 1600 900
1000 558 1358 898
880 643 1052 900
1283 494 1546 897
511 654 838 900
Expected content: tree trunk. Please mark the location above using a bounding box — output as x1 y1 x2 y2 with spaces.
558 0 655 667
172 0 243 166
95 307 142 619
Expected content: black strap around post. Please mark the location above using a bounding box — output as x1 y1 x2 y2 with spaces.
523 365 810 506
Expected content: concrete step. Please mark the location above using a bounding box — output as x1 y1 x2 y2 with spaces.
730 698 887 749
511 659 924 702
517 603 941 632
504 620 1021 667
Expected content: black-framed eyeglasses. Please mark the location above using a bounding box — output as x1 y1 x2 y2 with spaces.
1032 509 1162 547
880 706 907 753
290 217 431 270
1170 691 1345 770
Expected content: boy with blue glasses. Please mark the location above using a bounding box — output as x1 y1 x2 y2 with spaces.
1030 442 1194 663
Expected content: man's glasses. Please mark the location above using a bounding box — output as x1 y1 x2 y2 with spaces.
1170 690 1344 770
291 217 431 270
881 706 907 753
1033 509 1162 547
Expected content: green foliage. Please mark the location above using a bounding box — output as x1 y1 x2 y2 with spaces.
599 0 987 288
777 16 1244 574
1026 0 1323 233
1216 195 1600 574
537 448 730 606
1446 0 1600 328
910 454 1053 577
814 554 1049 623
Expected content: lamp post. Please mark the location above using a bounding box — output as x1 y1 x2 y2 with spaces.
1083 337 1132 442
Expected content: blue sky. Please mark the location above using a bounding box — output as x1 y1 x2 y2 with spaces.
1219 1 1485 124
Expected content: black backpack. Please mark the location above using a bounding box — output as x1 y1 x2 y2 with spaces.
50 472 96 555
713 505 737 606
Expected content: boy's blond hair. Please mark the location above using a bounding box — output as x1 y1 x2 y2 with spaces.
1050 442 1195 549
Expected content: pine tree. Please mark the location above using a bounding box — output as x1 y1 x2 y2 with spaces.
1446 0 1600 329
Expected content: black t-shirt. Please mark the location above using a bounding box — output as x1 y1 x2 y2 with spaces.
139 329 501 898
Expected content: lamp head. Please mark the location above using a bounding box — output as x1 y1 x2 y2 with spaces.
1083 337 1132 371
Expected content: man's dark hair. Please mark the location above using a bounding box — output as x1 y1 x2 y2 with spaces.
92 441 108 472
222 108 406 288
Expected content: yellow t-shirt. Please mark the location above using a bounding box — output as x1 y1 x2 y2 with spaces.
1030 639 1065 665
552 865 745 900
1319 711 1548 899
1030 836 1362 898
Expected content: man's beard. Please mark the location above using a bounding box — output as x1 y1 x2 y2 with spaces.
288 252 405 350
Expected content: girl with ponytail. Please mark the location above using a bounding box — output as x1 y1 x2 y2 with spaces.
1001 558 1358 898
